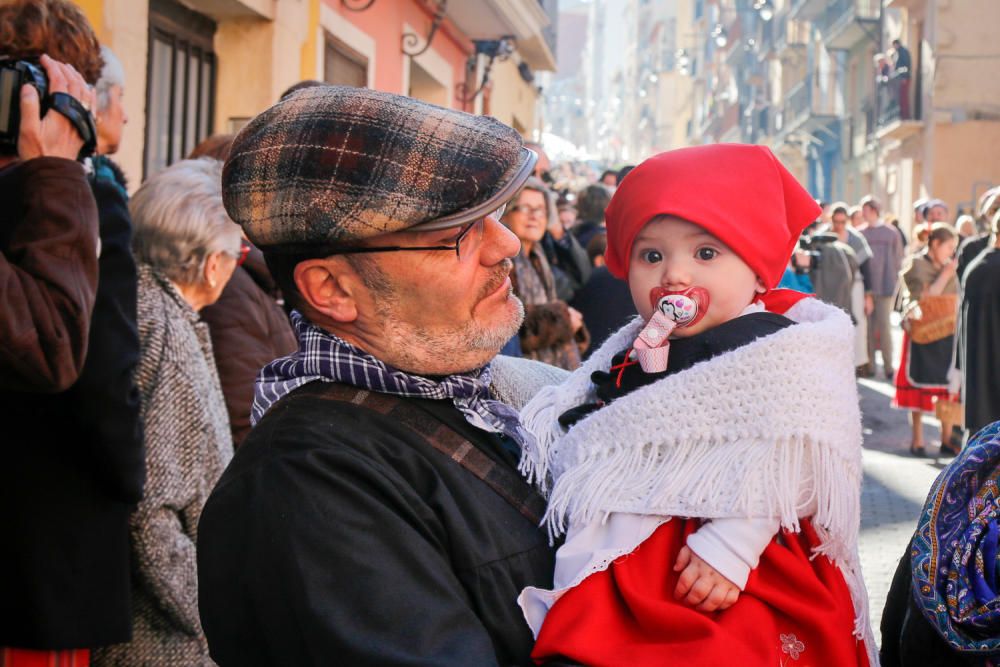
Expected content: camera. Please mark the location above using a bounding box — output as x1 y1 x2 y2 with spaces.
794 231 838 273
0 57 95 159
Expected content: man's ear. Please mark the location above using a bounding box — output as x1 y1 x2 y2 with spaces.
294 258 359 323
755 277 768 294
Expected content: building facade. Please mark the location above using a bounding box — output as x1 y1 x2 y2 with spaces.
74 0 555 189
679 0 1000 231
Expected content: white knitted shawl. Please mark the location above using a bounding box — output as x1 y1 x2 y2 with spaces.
519 297 873 645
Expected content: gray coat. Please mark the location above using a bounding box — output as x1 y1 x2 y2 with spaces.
94 264 233 667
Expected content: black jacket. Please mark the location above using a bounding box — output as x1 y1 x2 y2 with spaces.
198 382 556 666
880 539 975 666
570 266 637 357
200 246 297 447
0 166 144 648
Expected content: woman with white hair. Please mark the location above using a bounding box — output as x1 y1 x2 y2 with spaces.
92 159 240 667
95 44 127 156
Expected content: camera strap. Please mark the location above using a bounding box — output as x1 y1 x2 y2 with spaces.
49 92 97 160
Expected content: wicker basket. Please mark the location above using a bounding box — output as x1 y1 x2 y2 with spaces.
934 395 965 427
908 294 957 344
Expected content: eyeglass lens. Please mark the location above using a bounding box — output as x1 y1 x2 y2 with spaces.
455 202 507 260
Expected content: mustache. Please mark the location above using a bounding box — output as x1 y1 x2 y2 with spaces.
479 259 514 300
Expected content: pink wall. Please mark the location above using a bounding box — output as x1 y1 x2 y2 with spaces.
327 0 472 110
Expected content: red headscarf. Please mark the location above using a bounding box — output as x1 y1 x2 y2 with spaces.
604 144 821 290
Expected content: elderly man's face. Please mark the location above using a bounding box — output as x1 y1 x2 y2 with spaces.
349 215 525 375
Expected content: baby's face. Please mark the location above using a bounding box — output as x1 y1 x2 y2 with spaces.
627 216 762 338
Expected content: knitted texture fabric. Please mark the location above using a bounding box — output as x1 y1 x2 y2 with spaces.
518 297 874 656
488 355 570 411
93 265 232 667
222 85 533 248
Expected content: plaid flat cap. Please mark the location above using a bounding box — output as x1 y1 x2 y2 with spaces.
222 85 536 249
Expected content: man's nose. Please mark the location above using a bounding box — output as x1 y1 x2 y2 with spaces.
482 216 521 264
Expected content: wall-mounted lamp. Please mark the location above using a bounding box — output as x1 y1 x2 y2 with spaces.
753 0 775 22
518 61 534 84
712 23 728 48
455 37 516 103
676 48 691 75
401 0 448 57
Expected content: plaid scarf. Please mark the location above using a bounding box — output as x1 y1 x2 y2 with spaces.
252 311 535 451
911 420 1000 659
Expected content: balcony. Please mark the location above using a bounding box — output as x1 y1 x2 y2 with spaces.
779 73 843 139
773 10 810 54
447 0 556 71
875 75 922 141
786 0 826 22
817 0 879 51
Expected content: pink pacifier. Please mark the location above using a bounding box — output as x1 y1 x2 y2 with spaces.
631 288 708 373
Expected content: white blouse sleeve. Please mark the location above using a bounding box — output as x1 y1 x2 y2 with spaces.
685 517 780 590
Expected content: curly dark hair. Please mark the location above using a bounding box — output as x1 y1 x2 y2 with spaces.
0 0 103 84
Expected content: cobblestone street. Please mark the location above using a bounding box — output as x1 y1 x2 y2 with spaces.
857 322 955 645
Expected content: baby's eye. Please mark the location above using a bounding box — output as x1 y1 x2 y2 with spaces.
696 247 718 261
640 249 663 264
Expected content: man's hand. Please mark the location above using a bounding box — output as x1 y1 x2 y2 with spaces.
673 545 740 613
18 54 96 161
864 293 875 316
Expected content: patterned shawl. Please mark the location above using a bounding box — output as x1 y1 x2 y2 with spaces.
252 311 535 451
912 420 1000 657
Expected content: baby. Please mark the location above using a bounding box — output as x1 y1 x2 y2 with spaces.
518 145 875 666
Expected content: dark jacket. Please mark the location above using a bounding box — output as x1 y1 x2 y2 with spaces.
0 157 99 392
0 166 145 648
200 246 296 446
880 539 974 666
198 382 556 666
570 219 604 250
959 249 1000 434
541 232 592 302
570 265 638 357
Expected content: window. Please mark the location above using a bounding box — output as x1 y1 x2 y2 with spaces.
144 0 216 178
324 37 367 88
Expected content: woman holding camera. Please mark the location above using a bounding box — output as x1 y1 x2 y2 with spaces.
893 223 960 457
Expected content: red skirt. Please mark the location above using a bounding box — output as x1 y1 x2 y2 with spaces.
531 518 869 667
0 649 89 667
892 332 948 412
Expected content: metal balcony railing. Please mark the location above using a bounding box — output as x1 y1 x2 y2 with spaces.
815 0 879 33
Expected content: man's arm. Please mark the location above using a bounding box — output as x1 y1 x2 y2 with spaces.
0 55 101 392
0 157 98 391
198 435 506 667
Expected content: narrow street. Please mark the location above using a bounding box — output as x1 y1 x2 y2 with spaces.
857 323 949 644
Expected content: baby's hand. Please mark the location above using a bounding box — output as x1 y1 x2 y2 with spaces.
673 545 740 612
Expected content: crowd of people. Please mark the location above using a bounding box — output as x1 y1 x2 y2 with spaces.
778 190 1000 459
3 2 1000 667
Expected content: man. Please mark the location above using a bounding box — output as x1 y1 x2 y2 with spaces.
860 195 904 379
892 39 912 119
828 202 875 371
198 86 563 666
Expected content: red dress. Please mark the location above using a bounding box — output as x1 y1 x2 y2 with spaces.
531 518 869 667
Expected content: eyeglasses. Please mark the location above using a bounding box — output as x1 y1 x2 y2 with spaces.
303 203 507 262
509 204 547 218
